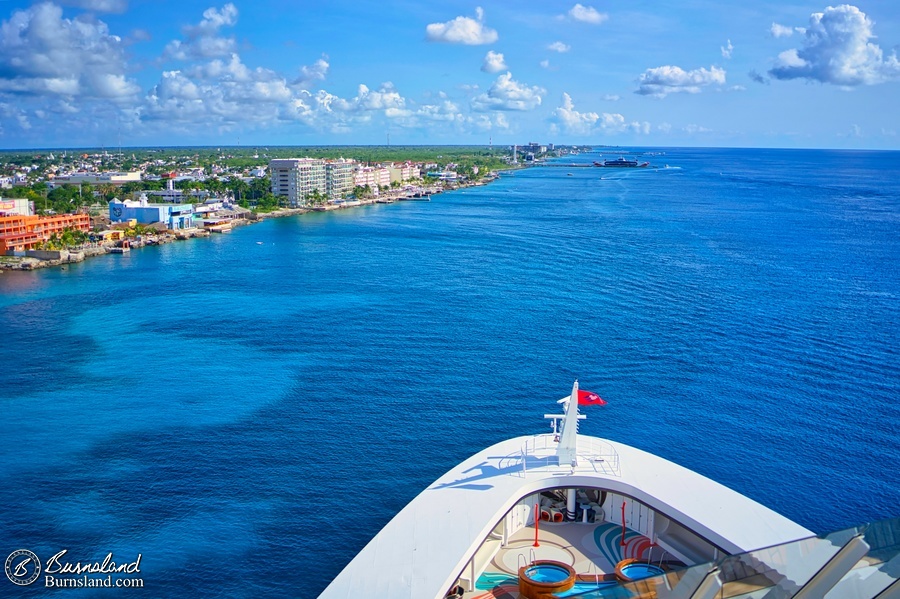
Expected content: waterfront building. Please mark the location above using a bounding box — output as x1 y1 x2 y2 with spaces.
109 196 195 230
426 171 459 182
0 213 91 253
269 158 326 207
387 162 420 184
325 159 355 199
50 171 142 188
354 167 390 190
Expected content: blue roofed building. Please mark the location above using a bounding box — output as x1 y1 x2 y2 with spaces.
109 196 195 229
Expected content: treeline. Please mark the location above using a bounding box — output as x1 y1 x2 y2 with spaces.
4 177 281 215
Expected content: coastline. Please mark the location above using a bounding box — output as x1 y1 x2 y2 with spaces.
0 174 504 273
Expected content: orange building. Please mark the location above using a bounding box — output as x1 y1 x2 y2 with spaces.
0 214 91 253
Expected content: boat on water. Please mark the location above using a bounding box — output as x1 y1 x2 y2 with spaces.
321 382 899 599
594 158 650 168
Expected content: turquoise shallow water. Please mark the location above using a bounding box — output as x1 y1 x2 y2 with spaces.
1 148 899 597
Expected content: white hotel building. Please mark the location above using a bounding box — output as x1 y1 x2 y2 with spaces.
270 158 357 206
325 159 355 200
269 158 326 207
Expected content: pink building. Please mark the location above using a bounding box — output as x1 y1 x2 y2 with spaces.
354 167 391 189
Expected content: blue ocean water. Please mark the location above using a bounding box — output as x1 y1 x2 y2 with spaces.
1 147 898 597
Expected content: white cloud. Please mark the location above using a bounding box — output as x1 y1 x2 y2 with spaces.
636 65 726 97
142 59 415 136
769 5 900 85
553 93 599 135
552 93 650 136
471 72 544 111
482 51 507 73
540 60 551 69
163 3 239 61
721 39 733 59
770 23 795 38
684 124 712 134
426 7 498 45
599 112 651 134
294 57 329 89
567 4 608 25
0 3 139 100
548 41 571 53
603 94 620 101
473 113 510 131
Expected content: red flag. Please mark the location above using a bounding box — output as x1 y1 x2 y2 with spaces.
578 390 606 406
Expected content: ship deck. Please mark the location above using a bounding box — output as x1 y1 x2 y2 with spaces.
320 433 813 599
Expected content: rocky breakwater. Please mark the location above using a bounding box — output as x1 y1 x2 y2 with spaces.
0 249 92 271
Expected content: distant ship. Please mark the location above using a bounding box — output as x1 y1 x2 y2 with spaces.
594 157 650 168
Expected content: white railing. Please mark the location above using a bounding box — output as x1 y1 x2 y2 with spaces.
498 434 621 478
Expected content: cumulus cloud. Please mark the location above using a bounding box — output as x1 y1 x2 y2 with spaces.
769 5 900 85
294 57 329 89
552 93 650 136
0 3 139 100
548 41 571 53
482 51 507 73
567 4 608 24
721 39 733 59
426 7 498 45
143 57 413 135
599 113 650 135
471 72 544 111
770 23 795 38
635 65 726 97
163 3 239 61
539 60 551 69
553 93 599 135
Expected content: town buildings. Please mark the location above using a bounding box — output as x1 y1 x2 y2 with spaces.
0 198 34 217
354 166 390 190
0 213 91 253
108 197 195 229
49 171 142 188
387 162 420 184
269 158 327 207
269 158 364 205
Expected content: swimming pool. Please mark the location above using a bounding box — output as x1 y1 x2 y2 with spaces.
518 560 576 598
523 563 571 583
615 558 665 582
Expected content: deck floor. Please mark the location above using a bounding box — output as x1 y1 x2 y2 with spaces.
464 521 641 599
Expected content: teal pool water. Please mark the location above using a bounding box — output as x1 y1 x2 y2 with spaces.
620 563 665 580
524 563 571 583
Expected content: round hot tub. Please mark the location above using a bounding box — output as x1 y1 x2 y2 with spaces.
615 558 666 582
518 560 575 599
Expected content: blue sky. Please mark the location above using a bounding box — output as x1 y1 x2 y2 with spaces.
0 0 898 149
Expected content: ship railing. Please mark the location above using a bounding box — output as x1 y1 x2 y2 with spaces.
500 435 620 478
607 518 900 599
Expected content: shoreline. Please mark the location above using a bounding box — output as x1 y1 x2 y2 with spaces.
0 174 506 273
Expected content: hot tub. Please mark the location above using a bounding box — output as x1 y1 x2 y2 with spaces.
518 560 576 599
615 558 666 582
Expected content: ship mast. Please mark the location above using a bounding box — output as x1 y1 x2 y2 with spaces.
556 381 580 466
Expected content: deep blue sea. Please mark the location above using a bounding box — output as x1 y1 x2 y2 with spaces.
1 148 898 597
